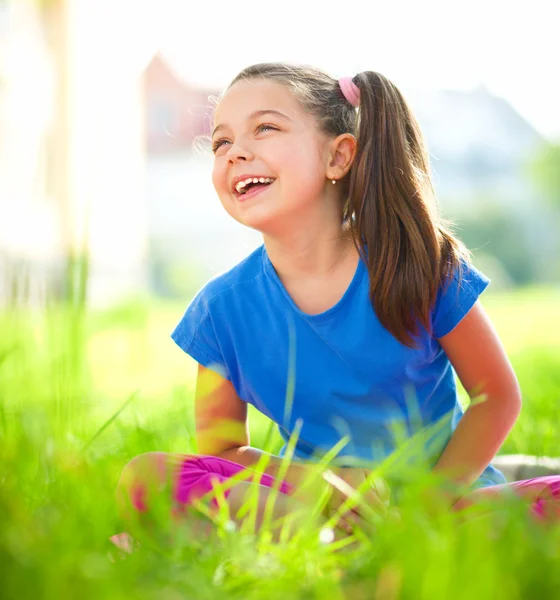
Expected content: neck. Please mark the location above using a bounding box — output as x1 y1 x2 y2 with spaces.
263 219 356 283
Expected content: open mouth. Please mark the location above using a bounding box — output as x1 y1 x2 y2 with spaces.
233 177 276 198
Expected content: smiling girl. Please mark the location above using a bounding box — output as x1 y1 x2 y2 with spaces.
115 64 560 543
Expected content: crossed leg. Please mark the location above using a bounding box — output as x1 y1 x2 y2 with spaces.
111 452 560 552
453 475 560 521
112 451 330 550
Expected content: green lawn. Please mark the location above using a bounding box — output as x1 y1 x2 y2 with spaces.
1 286 559 599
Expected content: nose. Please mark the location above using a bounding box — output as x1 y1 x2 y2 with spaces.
226 140 254 163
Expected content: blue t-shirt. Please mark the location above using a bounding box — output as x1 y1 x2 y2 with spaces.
171 245 505 488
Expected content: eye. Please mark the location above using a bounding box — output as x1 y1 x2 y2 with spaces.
256 123 278 134
211 124 278 154
212 138 230 153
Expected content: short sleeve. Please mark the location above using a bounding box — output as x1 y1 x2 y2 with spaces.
431 259 490 339
171 288 230 380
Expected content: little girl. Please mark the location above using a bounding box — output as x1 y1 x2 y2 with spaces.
115 63 560 542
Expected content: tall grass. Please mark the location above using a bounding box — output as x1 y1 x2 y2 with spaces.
1 287 559 598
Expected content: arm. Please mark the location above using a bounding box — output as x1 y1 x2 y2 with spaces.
195 364 315 489
193 366 356 538
433 300 522 487
195 365 386 515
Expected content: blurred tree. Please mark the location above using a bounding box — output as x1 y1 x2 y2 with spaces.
451 199 541 286
527 142 560 209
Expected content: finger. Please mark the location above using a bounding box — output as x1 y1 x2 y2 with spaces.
324 498 362 535
340 509 376 535
362 489 389 515
323 470 374 513
335 516 354 535
324 473 384 522
323 469 389 527
331 510 361 534
370 477 391 504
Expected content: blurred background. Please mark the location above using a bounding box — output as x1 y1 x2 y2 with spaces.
1 0 559 308
0 0 559 444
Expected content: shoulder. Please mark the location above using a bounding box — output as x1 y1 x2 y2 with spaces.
443 257 489 294
194 245 266 310
431 257 490 339
170 245 266 377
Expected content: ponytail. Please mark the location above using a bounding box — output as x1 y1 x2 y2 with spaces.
345 72 469 347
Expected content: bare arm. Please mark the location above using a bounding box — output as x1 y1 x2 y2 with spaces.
195 365 316 488
434 301 522 486
195 366 381 505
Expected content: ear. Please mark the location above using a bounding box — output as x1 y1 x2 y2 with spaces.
326 134 357 180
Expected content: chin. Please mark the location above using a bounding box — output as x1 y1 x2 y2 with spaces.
224 205 276 233
237 216 276 234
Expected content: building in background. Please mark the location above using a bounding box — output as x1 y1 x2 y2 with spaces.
145 53 217 155
404 84 543 207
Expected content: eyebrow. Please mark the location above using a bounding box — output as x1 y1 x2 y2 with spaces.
211 109 291 138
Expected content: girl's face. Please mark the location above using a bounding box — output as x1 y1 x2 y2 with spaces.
211 79 333 235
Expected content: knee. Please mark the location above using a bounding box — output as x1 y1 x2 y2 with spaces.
116 452 181 519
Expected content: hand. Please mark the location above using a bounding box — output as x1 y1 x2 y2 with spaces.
420 484 461 517
322 467 391 533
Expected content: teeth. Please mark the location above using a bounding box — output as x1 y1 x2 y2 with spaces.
235 177 274 193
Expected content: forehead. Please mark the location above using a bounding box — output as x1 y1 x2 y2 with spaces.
213 79 305 125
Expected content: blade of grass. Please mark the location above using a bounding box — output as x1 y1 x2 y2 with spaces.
77 390 139 456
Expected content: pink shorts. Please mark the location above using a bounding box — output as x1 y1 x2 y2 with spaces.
172 454 294 509
455 475 560 520
131 454 560 521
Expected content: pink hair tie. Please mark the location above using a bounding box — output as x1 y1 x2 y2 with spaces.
338 76 360 108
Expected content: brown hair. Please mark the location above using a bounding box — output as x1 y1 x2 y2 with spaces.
226 64 470 347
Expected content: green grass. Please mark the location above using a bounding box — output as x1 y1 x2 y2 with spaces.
1 286 559 599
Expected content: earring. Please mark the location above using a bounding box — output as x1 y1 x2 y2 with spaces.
332 179 337 185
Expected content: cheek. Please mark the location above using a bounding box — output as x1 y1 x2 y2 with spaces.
211 161 237 216
212 157 229 195
211 162 224 192
279 136 323 172
279 146 325 192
